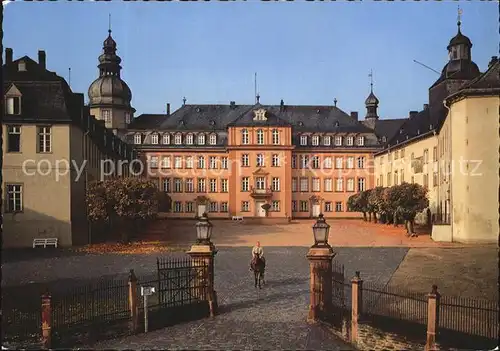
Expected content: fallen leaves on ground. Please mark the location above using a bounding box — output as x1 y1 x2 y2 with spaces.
74 241 187 255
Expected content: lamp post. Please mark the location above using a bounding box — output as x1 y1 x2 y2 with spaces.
307 213 335 323
187 212 218 317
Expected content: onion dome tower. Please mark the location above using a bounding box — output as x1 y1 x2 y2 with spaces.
88 19 135 131
363 70 379 129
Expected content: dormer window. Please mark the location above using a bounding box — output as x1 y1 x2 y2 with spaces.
382 136 387 143
335 121 340 127
134 133 142 145
323 136 331 146
312 135 319 146
209 133 217 145
18 61 26 72
174 133 182 145
357 136 365 146
125 112 131 125
334 136 342 146
151 133 159 145
346 136 353 146
429 124 433 130
300 135 307 146
5 96 21 115
186 133 194 145
198 133 205 145
399 128 404 134
162 133 171 144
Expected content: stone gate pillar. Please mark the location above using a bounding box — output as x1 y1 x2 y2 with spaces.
186 243 218 317
307 245 335 322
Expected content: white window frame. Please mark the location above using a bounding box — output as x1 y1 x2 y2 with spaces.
221 179 228 193
174 133 182 145
151 133 159 145
162 133 170 144
335 201 343 212
272 177 280 191
347 178 355 192
102 109 111 123
334 136 342 146
300 178 309 192
198 133 205 145
346 136 354 146
125 112 131 124
209 134 217 145
163 178 171 192
197 178 206 192
323 136 331 146
335 157 343 169
257 129 264 145
221 202 228 212
300 135 307 146
162 156 171 168
198 156 205 169
174 178 183 192
292 178 298 192
241 177 249 192
335 178 344 192
358 178 366 192
357 136 365 146
6 184 23 212
311 156 320 169
174 156 182 169
272 129 280 145
221 157 228 169
272 200 280 212
324 157 332 169
357 156 365 168
209 156 217 169
7 125 21 152
186 133 194 145
185 178 194 192
256 154 265 167
38 126 52 153
242 201 250 212
324 178 333 192
209 179 217 192
241 129 249 145
242 154 249 167
312 135 319 146
346 157 354 169
272 154 280 167
185 156 193 169
312 178 320 192
150 156 159 168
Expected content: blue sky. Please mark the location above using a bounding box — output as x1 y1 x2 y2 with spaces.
3 1 498 118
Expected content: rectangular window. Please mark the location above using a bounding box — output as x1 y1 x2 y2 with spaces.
175 134 182 145
257 130 264 145
272 154 280 167
255 177 265 190
335 178 344 192
6 184 23 212
433 147 437 161
324 178 333 192
357 178 365 192
37 126 52 153
357 156 365 169
433 172 438 187
209 156 217 169
221 157 228 169
335 201 343 212
241 177 249 192
162 134 170 144
163 178 171 192
221 179 228 193
300 177 309 192
174 178 182 192
292 177 298 192
272 177 280 191
221 202 228 212
209 134 217 145
311 156 320 169
300 155 309 169
174 201 182 213
151 134 159 144
197 178 206 192
323 136 331 146
300 135 308 146
198 156 205 169
300 200 308 212
149 156 159 168
324 157 332 169
292 200 297 212
161 156 171 168
395 151 399 160
102 109 111 123
312 177 320 192
423 173 429 188
185 156 194 169
272 130 280 145
242 154 249 167
291 155 297 169
209 202 218 212
185 202 194 213
174 156 182 169
334 136 342 146
256 154 265 167
394 171 398 185
5 96 21 115
335 157 343 169
347 178 355 192
312 135 320 146
346 136 354 146
272 200 280 212
357 136 365 146
424 149 429 164
387 173 391 186
325 202 332 212
241 201 250 212
209 179 217 192
400 148 405 158
7 125 21 152
185 178 194 192
134 134 142 144
346 157 354 169
401 170 405 183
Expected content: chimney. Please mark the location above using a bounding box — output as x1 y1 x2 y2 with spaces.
38 50 46 69
488 56 498 68
423 104 429 110
280 99 284 112
230 101 236 109
409 111 418 119
5 48 13 64
166 103 171 116
350 111 358 121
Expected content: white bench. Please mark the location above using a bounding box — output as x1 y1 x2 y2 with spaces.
232 216 244 221
33 238 58 248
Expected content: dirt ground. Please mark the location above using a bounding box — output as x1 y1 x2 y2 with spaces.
386 247 498 301
141 218 472 248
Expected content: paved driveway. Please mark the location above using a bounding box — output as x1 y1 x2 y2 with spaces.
2 247 407 350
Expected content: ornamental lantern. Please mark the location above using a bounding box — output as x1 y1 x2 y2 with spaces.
196 212 213 244
312 213 330 247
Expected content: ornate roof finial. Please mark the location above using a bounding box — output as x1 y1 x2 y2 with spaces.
183 96 187 105
369 69 374 93
333 98 337 107
457 5 463 32
108 13 112 35
256 93 260 104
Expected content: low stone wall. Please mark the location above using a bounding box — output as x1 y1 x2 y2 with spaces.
356 322 425 350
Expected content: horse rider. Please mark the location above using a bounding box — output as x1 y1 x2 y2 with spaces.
250 241 266 275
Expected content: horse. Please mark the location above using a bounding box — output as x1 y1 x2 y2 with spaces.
250 253 265 289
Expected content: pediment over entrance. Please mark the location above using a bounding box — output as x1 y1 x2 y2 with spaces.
252 168 269 175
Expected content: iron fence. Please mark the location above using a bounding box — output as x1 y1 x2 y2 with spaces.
438 295 499 350
327 260 352 329
361 282 428 342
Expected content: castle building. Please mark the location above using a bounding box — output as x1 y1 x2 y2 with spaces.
2 48 136 248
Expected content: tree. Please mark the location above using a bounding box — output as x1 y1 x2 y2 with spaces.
261 203 271 216
347 192 368 221
86 178 161 243
367 187 386 224
384 183 429 235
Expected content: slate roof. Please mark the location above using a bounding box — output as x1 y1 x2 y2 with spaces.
128 114 166 129
447 58 500 100
373 119 407 142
